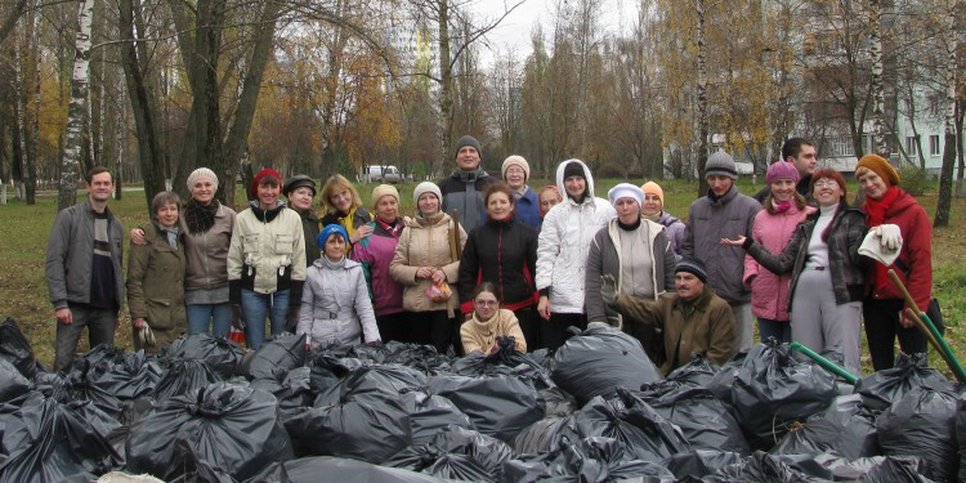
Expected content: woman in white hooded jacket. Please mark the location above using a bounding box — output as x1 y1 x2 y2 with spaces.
298 224 381 348
535 159 616 350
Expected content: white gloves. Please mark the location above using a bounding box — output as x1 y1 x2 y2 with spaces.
875 224 902 252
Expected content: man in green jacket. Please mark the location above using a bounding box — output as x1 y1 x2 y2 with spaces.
601 258 736 374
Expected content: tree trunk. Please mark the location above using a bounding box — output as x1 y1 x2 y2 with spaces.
956 98 964 198
119 0 165 209
438 0 455 168
58 0 96 211
695 0 709 195
933 7 957 227
868 0 889 157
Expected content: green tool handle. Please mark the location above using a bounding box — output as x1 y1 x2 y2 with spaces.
911 308 966 383
791 342 858 384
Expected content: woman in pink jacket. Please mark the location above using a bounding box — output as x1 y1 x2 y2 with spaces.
743 162 815 343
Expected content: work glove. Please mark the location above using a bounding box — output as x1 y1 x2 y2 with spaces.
231 305 246 331
600 274 619 306
875 224 902 252
136 325 156 347
285 308 300 333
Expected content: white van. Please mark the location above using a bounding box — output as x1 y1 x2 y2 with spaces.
360 165 404 184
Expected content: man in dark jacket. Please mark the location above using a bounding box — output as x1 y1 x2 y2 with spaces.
754 137 818 204
601 258 736 374
45 166 125 372
438 135 495 232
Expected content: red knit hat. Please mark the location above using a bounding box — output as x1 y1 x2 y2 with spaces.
250 168 281 198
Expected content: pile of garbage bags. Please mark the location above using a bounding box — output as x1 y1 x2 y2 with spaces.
0 316 963 482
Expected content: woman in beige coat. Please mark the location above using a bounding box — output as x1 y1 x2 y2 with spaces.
461 282 527 355
390 182 466 354
127 191 187 353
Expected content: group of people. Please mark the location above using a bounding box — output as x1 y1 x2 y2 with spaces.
45 135 933 376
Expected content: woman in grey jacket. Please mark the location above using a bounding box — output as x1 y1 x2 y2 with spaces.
298 224 380 348
585 183 676 364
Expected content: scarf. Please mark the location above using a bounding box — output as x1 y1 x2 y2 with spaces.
183 199 219 234
158 224 180 250
323 255 346 270
642 212 662 223
864 186 900 227
772 199 792 214
416 210 445 227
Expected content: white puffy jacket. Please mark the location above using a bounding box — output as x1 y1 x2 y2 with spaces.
298 257 380 348
535 159 616 314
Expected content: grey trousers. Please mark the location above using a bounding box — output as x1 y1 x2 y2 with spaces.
731 302 754 351
54 304 116 372
790 268 862 372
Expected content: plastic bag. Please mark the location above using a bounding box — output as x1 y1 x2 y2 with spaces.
425 279 451 303
383 342 452 375
239 332 307 379
0 318 39 379
428 374 544 442
854 352 954 411
315 364 428 407
664 354 720 388
661 450 745 480
502 436 676 483
703 451 829 482
399 391 475 447
958 397 966 483
151 359 221 402
250 366 313 421
640 383 751 455
511 416 570 454
248 456 442 483
450 342 553 389
125 381 293 481
89 351 163 402
0 360 29 404
549 388 691 462
727 342 837 450
772 393 880 459
387 426 515 481
0 392 122 482
876 387 958 482
550 324 662 406
162 334 244 378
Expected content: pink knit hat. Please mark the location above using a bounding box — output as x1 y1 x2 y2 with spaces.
766 161 800 184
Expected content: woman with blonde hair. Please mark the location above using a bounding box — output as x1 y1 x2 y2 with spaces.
320 174 373 245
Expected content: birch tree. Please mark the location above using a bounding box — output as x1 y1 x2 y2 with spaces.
57 0 95 211
934 0 960 226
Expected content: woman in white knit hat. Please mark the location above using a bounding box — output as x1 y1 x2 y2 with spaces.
390 182 467 354
501 155 542 230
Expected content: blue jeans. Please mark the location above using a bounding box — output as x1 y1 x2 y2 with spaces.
240 289 289 350
758 317 792 344
186 303 232 338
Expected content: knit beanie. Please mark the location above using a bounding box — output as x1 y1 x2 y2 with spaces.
454 135 482 158
186 168 218 192
766 161 800 184
317 223 349 248
413 181 442 204
371 184 400 207
607 183 644 207
250 168 281 198
856 154 900 186
501 155 531 181
675 257 708 284
282 174 316 197
641 181 665 206
704 151 738 180
563 161 585 180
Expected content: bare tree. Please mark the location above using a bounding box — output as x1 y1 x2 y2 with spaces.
57 0 96 211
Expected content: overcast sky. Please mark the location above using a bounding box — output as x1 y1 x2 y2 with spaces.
469 0 637 66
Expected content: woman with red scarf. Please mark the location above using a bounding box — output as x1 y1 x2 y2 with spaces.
458 182 541 350
856 154 933 370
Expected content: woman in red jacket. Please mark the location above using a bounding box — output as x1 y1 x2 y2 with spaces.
856 154 933 370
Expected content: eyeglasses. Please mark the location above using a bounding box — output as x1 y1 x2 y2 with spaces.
813 179 839 188
475 300 499 306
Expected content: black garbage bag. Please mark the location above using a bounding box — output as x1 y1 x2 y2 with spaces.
164 443 239 483
661 450 745 480
251 366 313 421
550 324 662 406
239 332 307 379
399 391 474 447
539 386 578 417
501 436 676 483
383 342 452 375
52 358 123 417
346 343 391 363
163 334 244 378
664 354 721 388
151 359 221 402
703 451 829 482
958 397 966 483
550 388 691 461
428 374 543 442
285 391 410 464
90 352 163 401
247 456 443 483
0 391 122 482
315 364 427 407
0 318 39 379
727 341 837 450
306 353 364 394
512 416 570 454
854 353 955 411
126 381 292 481
773 393 880 459
812 454 930 482
0 359 28 404
450 338 554 389
639 382 751 455
388 426 515 481
705 349 748 401
876 387 958 482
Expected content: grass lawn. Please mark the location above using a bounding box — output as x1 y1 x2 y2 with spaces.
2 177 964 377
